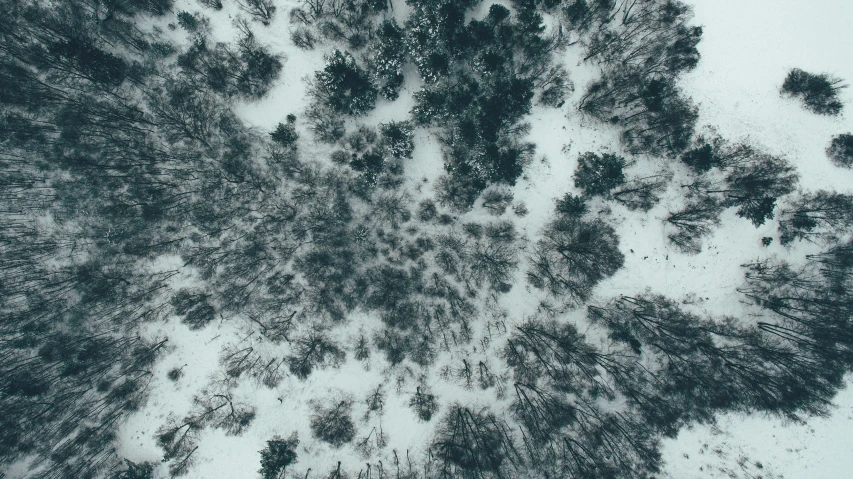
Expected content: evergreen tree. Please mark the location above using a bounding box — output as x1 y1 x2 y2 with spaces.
259 434 299 479
311 50 377 116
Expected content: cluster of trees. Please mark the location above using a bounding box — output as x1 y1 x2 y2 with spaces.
407 1 567 209
781 68 845 115
301 0 700 212
299 246 850 479
663 135 800 252
176 13 282 99
4 0 851 477
0 0 300 474
484 272 851 478
573 0 702 156
324 121 415 190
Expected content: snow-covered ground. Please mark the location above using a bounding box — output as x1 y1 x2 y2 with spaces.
102 1 853 478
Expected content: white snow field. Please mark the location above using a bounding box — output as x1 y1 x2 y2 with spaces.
102 0 853 478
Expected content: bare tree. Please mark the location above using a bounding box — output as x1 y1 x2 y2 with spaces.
664 194 723 254
778 191 853 246
287 328 346 379
236 0 277 25
612 169 672 212
528 217 625 305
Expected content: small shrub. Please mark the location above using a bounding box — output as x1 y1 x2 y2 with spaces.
418 199 438 221
346 126 378 153
331 150 351 165
167 367 183 382
827 133 853 168
380 121 415 159
555 193 588 217
113 460 155 479
480 185 514 215
199 0 223 9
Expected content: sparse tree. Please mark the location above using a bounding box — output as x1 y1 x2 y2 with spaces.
480 185 514 215
236 0 277 25
171 290 217 330
409 387 438 421
664 194 724 254
306 106 346 143
430 405 521 479
680 135 756 173
778 191 853 246
506 318 614 397
581 73 698 156
469 234 519 291
291 27 317 49
612 169 672 212
287 329 346 379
